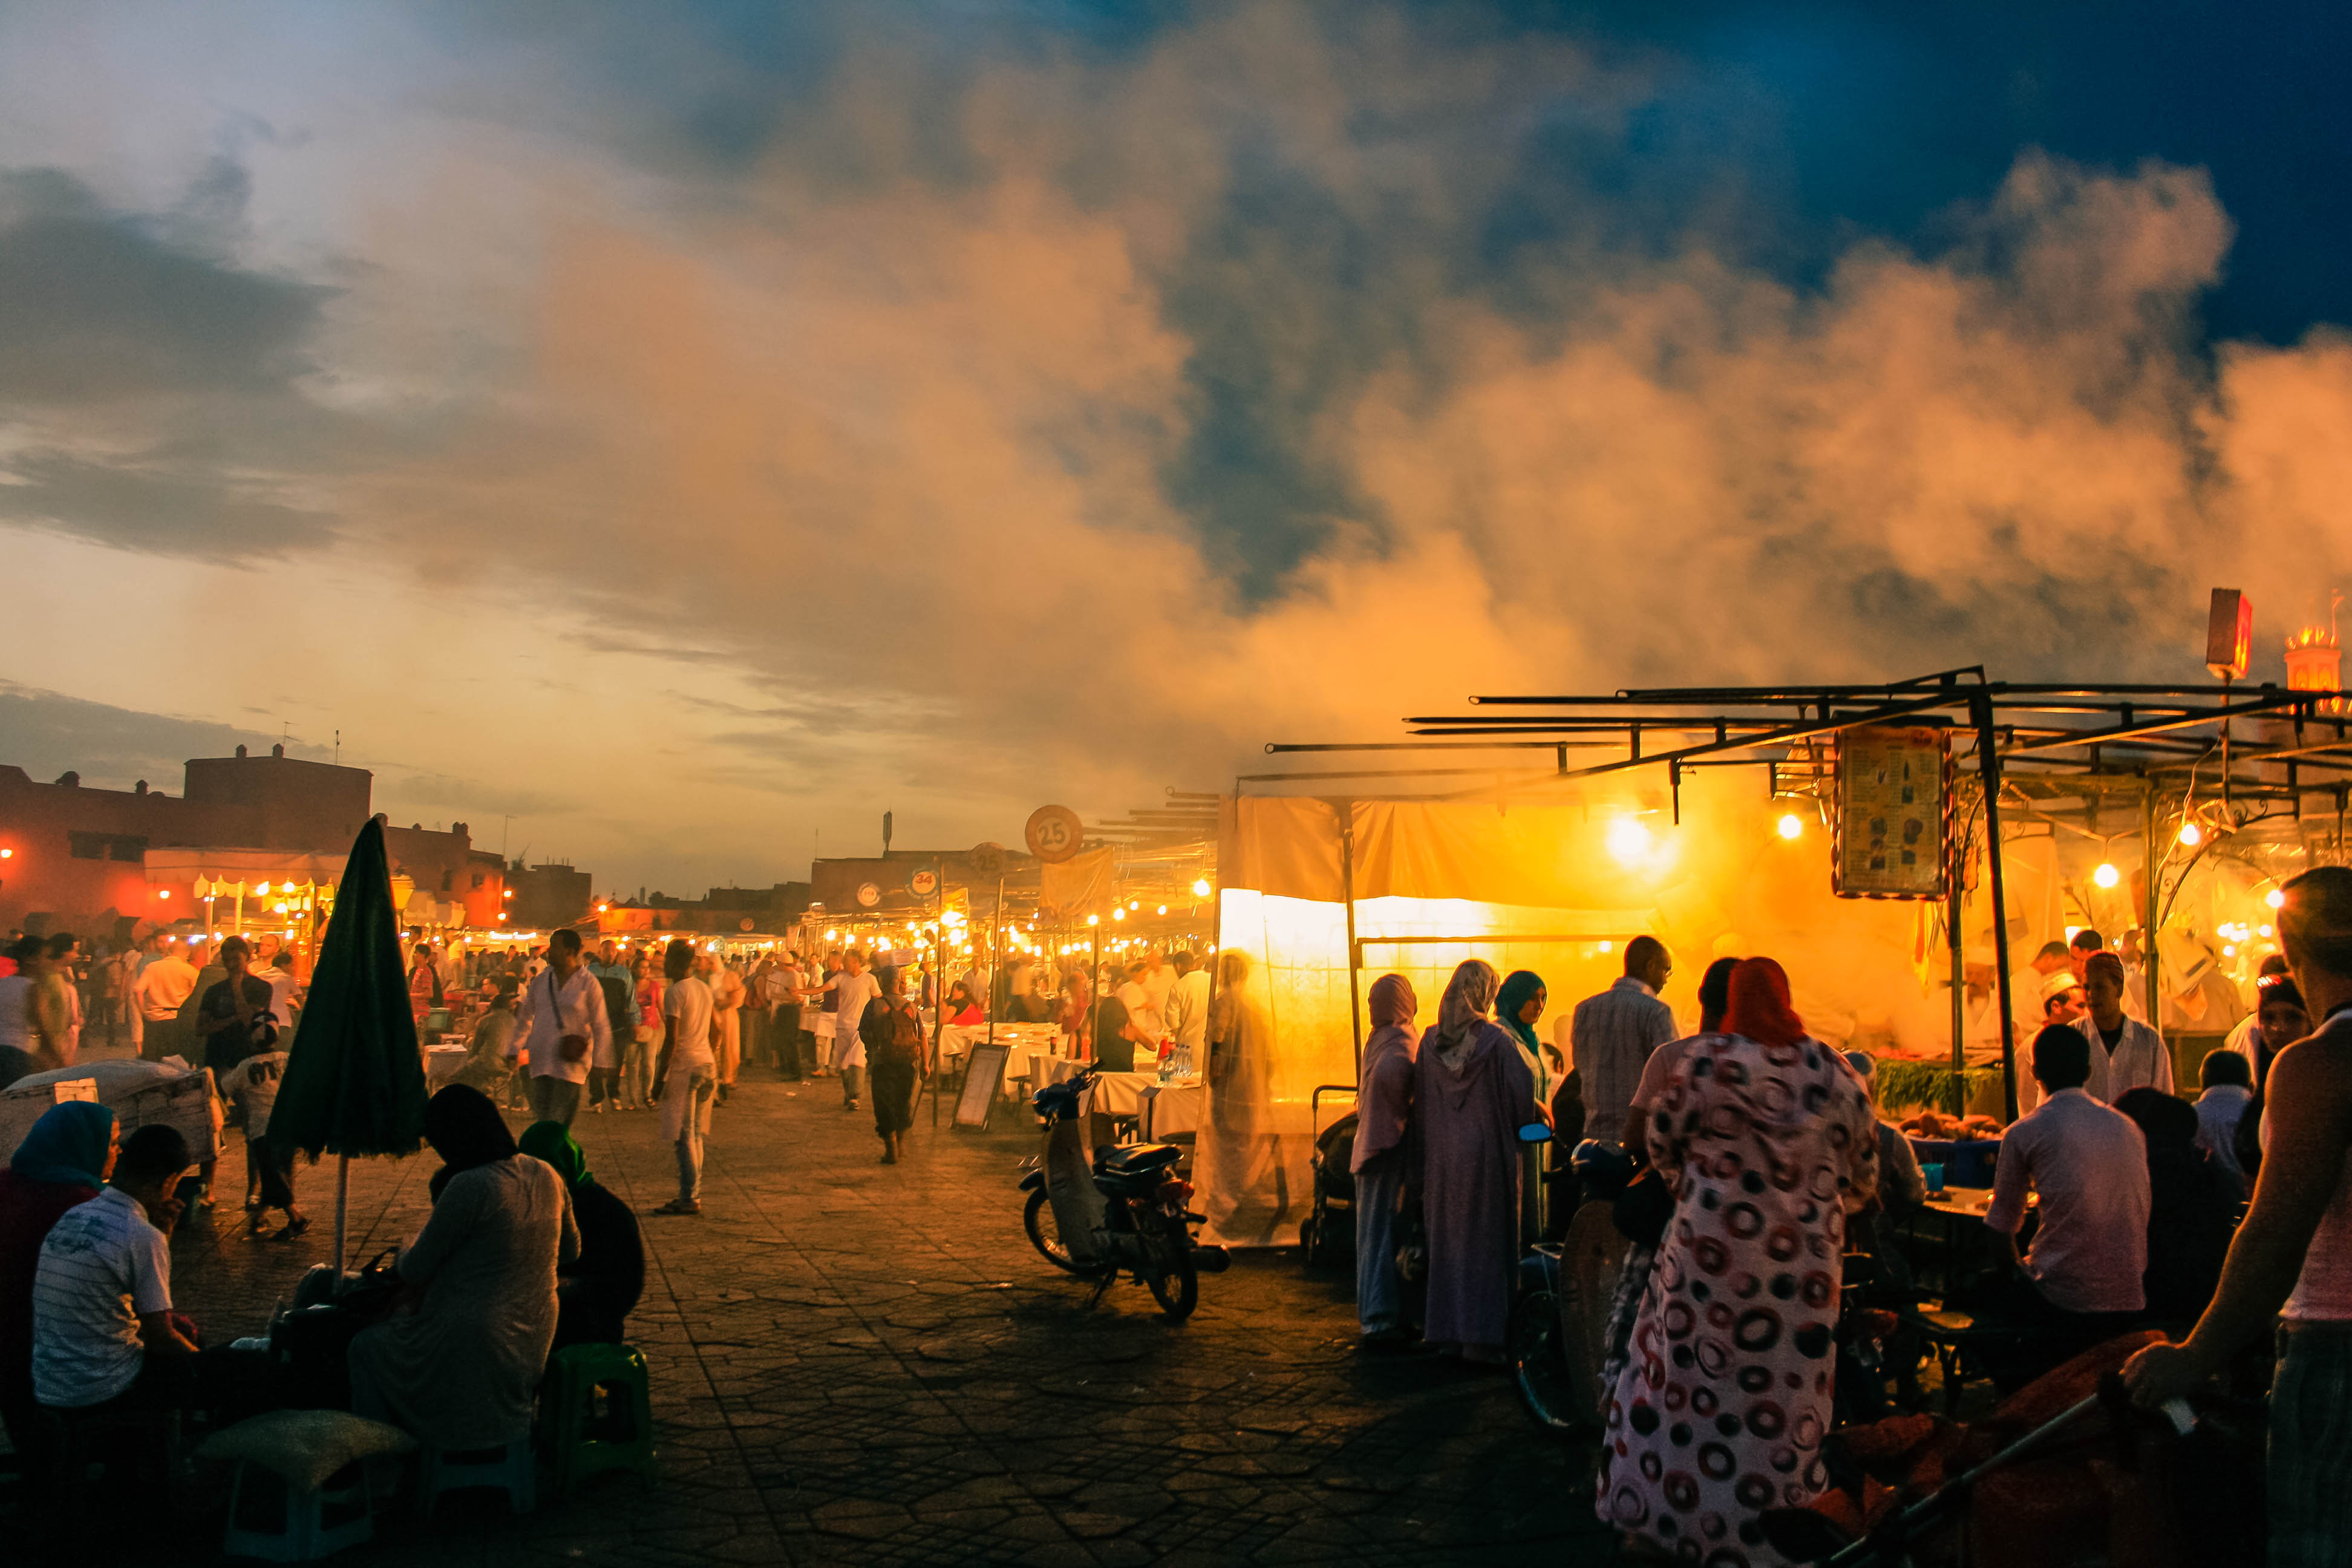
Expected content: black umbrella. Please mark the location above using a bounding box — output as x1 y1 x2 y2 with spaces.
272 816 429 1267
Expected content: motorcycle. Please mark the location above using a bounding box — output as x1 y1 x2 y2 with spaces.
1020 1062 1229 1320
1511 1134 1625 1436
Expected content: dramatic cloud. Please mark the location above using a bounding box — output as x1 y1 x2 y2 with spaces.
1 2 2348 890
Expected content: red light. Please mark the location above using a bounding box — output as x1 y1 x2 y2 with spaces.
156 889 171 900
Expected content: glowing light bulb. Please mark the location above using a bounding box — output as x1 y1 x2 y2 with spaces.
2224 945 2237 958
2267 889 2287 910
1192 878 1212 898
1776 813 1805 841
2260 924 2275 938
1606 818 1651 866
1112 907 1126 921
2092 863 2120 889
2178 822 2203 847
1157 904 1168 915
1086 914 1100 927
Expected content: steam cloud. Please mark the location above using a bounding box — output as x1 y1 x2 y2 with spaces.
3 3 2350 874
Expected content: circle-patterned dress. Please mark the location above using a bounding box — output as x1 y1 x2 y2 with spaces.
1595 1032 1878 1566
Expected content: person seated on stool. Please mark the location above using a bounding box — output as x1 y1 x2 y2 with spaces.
518 1122 642 1351
1982 1025 2152 1382
29 1125 203 1422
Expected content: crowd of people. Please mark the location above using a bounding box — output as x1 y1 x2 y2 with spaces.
1344 876 2352 1566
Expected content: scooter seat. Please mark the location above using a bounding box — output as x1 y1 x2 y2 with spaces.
1094 1142 1182 1176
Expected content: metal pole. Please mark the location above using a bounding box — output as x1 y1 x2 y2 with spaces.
2141 783 2163 1027
1973 696 2020 1122
333 1155 350 1275
1340 803 1364 1074
1947 878 1965 1114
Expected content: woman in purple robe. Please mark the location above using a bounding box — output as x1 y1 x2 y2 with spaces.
1411 959 1535 1365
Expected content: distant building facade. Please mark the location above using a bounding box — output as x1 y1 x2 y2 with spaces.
0 745 526 940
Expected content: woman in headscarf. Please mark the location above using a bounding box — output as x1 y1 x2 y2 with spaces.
1597 958 1877 1564
1199 950 1286 1244
518 1121 644 1350
349 1085 578 1449
0 1102 116 1449
1352 973 1420 1345
1410 959 1534 1365
1495 970 1556 1241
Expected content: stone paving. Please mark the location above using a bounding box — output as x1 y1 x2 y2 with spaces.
7 1067 1623 1566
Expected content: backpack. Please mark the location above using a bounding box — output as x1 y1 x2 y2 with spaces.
596 973 636 1042
870 998 925 1068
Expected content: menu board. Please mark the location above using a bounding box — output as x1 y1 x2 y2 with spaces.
1832 726 1950 900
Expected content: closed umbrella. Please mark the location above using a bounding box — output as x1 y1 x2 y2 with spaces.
270 816 429 1269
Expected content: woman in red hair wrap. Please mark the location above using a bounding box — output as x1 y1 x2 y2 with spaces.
1596 958 1878 1566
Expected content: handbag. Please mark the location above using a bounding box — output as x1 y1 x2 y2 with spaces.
547 971 589 1062
1613 1165 1674 1250
272 1249 405 1410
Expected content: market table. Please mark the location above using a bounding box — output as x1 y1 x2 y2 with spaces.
1142 1079 1206 1140
1890 1184 2010 1301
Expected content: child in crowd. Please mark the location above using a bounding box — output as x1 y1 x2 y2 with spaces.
227 1048 308 1240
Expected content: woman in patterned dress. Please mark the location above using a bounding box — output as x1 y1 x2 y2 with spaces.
1596 958 1877 1566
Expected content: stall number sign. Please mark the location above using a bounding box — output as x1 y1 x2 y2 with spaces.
1024 805 1084 864
855 881 882 909
908 867 939 898
1832 726 1950 900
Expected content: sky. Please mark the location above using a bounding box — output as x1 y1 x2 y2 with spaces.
1 1 2349 895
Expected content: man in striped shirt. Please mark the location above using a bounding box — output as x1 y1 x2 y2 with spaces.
1568 936 1677 1148
31 1125 198 1413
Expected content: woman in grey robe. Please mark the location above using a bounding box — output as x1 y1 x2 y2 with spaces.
350 1085 577 1449
1353 973 1420 1344
1411 960 1534 1365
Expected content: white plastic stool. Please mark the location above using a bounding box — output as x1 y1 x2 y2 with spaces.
418 1436 536 1518
222 1459 374 1561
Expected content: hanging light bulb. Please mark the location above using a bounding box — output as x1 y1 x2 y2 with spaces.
1192 878 1212 898
1607 818 1650 866
1776 813 1805 841
2267 888 2287 909
2092 863 2121 890
2177 821 2203 847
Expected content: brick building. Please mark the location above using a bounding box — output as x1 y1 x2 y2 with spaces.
0 746 521 941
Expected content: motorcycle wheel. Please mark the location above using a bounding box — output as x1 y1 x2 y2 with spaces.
1024 1187 1095 1276
1509 1289 1585 1437
1145 1219 1200 1321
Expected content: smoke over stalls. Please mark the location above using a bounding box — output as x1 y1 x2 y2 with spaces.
370 21 2352 823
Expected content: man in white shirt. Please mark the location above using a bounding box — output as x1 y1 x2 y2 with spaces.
1161 950 1212 1073
32 1124 200 1414
2073 952 2173 1103
765 954 806 1082
652 938 717 1216
1985 1025 2151 1375
826 951 880 1112
132 936 200 1063
1569 937 1677 1147
1116 960 1165 1048
506 927 610 1128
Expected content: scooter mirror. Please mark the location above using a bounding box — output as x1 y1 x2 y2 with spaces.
1517 1122 1553 1145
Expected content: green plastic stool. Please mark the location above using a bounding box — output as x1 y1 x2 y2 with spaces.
543 1344 656 1493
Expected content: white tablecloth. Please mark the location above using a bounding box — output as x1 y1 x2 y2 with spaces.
1143 1079 1206 1138
1040 1061 1176 1122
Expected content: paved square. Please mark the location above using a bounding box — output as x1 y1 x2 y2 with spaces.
15 1071 1618 1565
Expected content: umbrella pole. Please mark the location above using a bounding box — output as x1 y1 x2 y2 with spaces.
335 1155 350 1273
